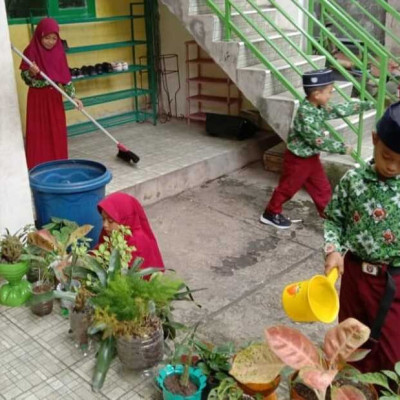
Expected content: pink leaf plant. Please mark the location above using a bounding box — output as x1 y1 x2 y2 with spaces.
265 318 371 400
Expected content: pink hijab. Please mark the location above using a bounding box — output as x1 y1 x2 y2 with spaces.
97 193 165 271
20 18 71 84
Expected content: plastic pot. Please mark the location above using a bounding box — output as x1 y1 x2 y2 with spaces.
0 261 31 306
157 364 207 400
116 326 164 370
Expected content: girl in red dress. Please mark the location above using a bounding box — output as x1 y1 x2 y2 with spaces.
20 18 83 169
97 193 165 272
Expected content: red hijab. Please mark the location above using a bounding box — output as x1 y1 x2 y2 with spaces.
97 193 165 271
20 18 71 84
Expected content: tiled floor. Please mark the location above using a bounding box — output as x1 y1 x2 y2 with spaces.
0 302 161 400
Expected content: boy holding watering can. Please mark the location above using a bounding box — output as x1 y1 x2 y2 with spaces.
260 69 374 229
325 102 400 373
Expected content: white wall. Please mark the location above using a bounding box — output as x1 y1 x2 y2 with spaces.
0 1 34 233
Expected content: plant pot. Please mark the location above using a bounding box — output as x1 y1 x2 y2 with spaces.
157 364 207 400
238 375 281 400
0 261 31 306
30 281 54 316
56 280 80 310
116 326 164 370
290 372 378 400
70 308 93 349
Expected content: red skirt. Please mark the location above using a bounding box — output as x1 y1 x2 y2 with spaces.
25 86 68 170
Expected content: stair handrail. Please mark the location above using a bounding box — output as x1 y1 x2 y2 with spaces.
205 0 388 163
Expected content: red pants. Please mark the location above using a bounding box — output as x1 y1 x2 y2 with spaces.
267 150 331 215
339 252 400 372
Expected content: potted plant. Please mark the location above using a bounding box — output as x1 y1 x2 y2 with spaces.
157 328 207 400
28 261 55 317
193 340 235 398
229 343 282 400
264 318 377 400
92 271 186 368
0 227 32 306
208 377 255 400
353 361 400 399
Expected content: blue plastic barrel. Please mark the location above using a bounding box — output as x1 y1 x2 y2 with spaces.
29 159 112 247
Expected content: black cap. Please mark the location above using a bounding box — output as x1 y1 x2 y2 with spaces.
303 69 334 88
376 101 400 154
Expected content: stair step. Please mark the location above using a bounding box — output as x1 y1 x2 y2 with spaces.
238 55 326 99
236 31 302 68
267 81 353 104
189 0 271 15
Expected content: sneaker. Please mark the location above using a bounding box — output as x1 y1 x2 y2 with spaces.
260 211 291 229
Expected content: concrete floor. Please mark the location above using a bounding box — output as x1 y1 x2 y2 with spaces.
68 119 277 205
0 157 335 399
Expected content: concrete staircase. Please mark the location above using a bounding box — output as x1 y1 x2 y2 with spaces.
161 0 376 163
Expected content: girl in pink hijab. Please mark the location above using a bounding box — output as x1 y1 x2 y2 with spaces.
20 18 83 169
97 193 165 271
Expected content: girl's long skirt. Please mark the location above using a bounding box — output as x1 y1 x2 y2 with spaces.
25 86 68 170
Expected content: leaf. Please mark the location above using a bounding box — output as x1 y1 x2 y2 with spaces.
379 396 400 400
66 225 93 248
382 370 400 385
28 230 56 252
323 318 370 365
107 249 121 281
354 372 391 391
92 337 116 392
394 362 400 377
346 348 371 362
229 343 284 384
299 367 337 394
331 385 368 400
81 256 107 287
265 325 321 370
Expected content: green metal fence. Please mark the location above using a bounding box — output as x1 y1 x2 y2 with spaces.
205 0 391 163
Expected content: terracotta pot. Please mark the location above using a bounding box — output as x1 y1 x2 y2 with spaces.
116 326 164 370
30 281 54 316
238 375 281 400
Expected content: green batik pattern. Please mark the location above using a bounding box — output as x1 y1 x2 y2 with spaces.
287 99 375 158
324 163 400 266
21 70 76 98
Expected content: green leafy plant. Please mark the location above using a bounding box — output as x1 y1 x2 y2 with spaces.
208 377 245 400
264 318 372 400
0 226 31 264
27 218 92 284
194 340 235 382
354 361 400 399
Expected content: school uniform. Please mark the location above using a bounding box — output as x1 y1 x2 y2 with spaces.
325 161 400 372
267 98 374 216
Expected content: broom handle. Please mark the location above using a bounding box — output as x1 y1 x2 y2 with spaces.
11 43 119 145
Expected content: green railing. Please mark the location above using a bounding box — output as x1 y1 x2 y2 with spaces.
205 0 390 163
314 0 398 106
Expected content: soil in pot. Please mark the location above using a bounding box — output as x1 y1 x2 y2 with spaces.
30 283 54 316
292 377 377 400
164 373 198 397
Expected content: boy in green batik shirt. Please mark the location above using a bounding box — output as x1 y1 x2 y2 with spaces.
260 69 374 229
324 102 400 373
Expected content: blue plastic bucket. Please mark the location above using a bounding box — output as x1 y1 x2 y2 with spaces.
29 159 112 246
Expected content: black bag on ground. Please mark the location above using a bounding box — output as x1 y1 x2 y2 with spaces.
205 113 258 140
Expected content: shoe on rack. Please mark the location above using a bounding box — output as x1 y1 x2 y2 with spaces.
95 63 103 75
259 211 291 229
87 65 97 76
76 68 84 78
112 61 123 72
81 65 89 76
121 61 129 71
102 62 113 73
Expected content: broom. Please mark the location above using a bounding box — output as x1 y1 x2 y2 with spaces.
11 44 140 164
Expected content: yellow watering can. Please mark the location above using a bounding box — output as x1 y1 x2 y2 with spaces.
282 268 339 323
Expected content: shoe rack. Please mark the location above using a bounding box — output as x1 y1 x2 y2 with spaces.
29 1 157 137
185 40 241 125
